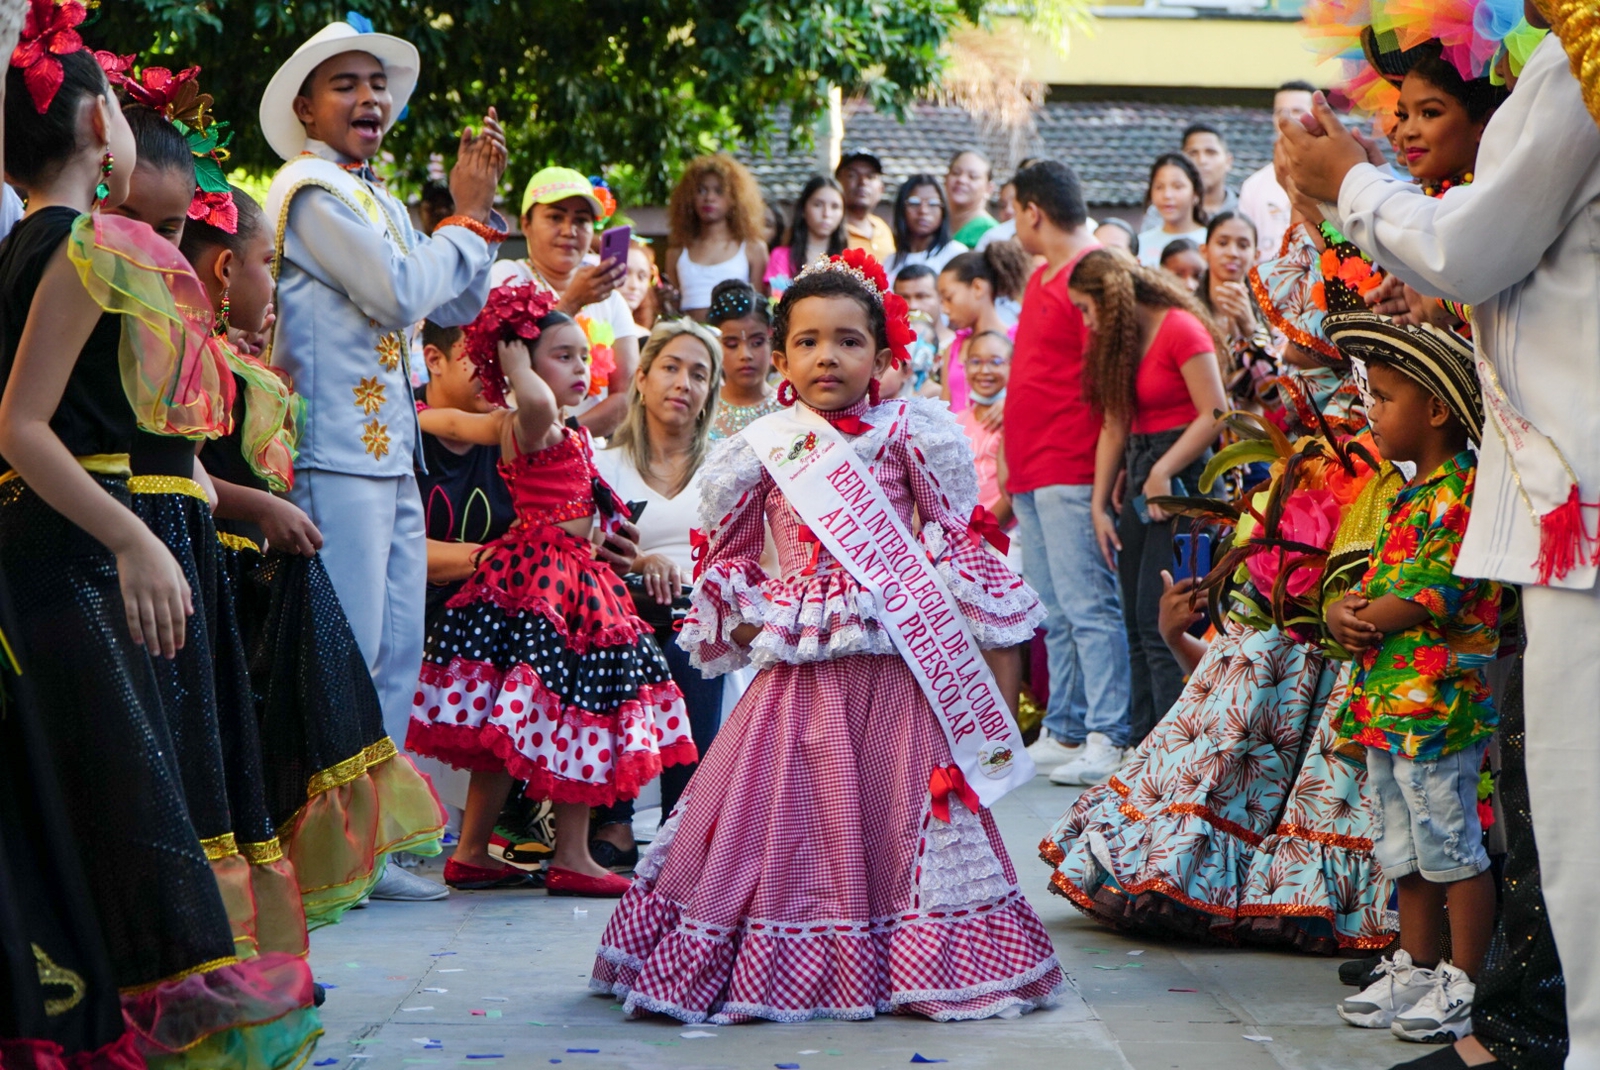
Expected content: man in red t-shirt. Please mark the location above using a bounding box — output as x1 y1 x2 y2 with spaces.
1007 161 1132 784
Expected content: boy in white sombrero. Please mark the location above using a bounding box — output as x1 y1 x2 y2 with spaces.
261 17 507 900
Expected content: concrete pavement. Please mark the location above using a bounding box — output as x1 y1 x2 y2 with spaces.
304 777 1407 1070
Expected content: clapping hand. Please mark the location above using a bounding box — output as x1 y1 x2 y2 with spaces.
450 107 507 224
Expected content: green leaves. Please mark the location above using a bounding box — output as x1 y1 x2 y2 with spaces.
86 0 1011 202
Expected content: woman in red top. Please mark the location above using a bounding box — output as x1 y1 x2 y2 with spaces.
1073 250 1228 745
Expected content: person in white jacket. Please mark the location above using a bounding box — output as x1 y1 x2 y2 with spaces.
1284 17 1600 1068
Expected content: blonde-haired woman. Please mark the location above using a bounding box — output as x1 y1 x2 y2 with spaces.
1073 249 1228 758
594 319 728 821
664 154 770 319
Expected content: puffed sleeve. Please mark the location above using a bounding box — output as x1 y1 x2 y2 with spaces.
902 398 1046 647
677 434 773 675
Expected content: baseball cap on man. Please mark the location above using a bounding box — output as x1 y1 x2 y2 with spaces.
520 167 604 217
836 149 883 174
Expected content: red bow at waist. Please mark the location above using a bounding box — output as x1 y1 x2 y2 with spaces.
928 763 980 823
969 504 1009 556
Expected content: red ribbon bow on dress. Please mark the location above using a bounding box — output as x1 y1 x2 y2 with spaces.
796 525 824 576
969 505 1009 556
928 764 981 823
13 0 87 114
828 414 874 437
689 528 709 581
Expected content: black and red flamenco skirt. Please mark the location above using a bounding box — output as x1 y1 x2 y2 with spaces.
408 525 694 805
0 474 318 1070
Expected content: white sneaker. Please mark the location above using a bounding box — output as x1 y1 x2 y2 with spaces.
368 859 449 901
1391 962 1475 1043
1337 950 1438 1029
1026 734 1083 775
1047 733 1124 786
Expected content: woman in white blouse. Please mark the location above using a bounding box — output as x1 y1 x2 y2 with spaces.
593 319 730 819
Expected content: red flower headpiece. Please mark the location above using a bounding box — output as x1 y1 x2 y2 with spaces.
461 282 562 407
109 62 238 234
12 0 87 114
793 247 916 369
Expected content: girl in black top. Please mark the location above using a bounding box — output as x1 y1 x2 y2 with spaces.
0 45 316 1067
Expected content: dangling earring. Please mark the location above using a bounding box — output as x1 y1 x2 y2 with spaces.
777 380 797 407
216 288 231 335
93 150 114 207
868 377 882 407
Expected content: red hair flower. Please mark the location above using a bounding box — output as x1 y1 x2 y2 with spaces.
460 282 561 407
188 189 238 232
12 0 88 114
94 50 135 87
882 292 915 370
837 246 890 294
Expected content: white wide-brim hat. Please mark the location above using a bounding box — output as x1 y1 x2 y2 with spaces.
259 21 420 162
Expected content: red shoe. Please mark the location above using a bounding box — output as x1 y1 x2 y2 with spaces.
546 866 632 898
443 857 536 890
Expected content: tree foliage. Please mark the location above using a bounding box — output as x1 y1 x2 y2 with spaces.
87 0 1030 202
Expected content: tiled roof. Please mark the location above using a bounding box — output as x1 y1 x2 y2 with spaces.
738 99 1279 208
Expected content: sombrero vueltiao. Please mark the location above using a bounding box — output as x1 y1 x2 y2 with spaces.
258 20 420 162
1323 310 1484 443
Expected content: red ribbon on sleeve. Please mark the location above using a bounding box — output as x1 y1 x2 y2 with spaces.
689 528 709 581
928 764 981 823
968 504 1010 556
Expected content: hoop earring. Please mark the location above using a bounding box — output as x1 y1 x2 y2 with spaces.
868 377 882 407
777 380 797 408
93 150 114 207
217 288 231 335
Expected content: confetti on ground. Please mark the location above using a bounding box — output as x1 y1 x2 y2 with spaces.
1243 1035 1273 1043
572 908 587 917
411 1038 439 1046
1169 987 1199 992
825 1052 843 1058
644 1041 678 1047
482 996 509 1002
910 1057 948 1065
438 969 464 973
349 1057 370 1061
344 962 360 968
528 1022 549 1027
1127 950 1145 956
402 1006 434 1012
1078 947 1109 954
487 1010 502 1019
387 975 410 980
799 1052 821 1056
680 1030 717 1038
777 1063 801 1069
565 1049 600 1054
1093 963 1141 970
465 1057 505 1061
423 987 447 993
471 1010 485 1016
313 1061 338 1067
430 952 458 957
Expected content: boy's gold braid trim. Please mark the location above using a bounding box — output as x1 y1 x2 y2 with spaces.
1537 0 1600 131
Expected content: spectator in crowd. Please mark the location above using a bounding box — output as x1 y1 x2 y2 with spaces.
956 329 1016 532
706 279 780 441
1137 153 1209 267
761 201 787 252
664 153 769 319
892 262 956 357
1238 80 1316 260
834 148 896 261
946 149 999 247
1007 160 1133 779
1094 217 1139 259
1141 123 1239 233
419 178 455 235
492 167 639 436
1158 237 1205 293
620 239 663 333
938 243 1031 415
764 174 847 297
1077 250 1227 755
1195 211 1272 396
888 171 967 282
995 178 1018 224
975 157 1044 251
593 319 728 821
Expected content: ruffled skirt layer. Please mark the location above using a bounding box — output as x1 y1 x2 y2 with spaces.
1237 663 1395 953
408 531 691 806
0 477 318 1068
226 545 445 929
592 655 1062 1023
1039 624 1331 942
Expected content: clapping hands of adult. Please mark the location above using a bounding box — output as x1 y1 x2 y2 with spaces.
1277 92 1388 206
450 107 508 224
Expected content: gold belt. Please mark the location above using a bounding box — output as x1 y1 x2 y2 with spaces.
0 452 132 485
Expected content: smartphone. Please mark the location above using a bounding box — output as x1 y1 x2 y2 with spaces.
1172 531 1212 583
626 500 648 523
599 224 632 269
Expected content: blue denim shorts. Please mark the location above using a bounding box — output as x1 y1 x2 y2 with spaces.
1367 738 1492 883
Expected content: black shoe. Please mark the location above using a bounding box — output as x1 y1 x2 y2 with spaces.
1387 1045 1487 1068
312 983 327 1007
1340 953 1386 987
588 839 639 872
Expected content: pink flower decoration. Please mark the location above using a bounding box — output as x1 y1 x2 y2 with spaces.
1245 488 1339 601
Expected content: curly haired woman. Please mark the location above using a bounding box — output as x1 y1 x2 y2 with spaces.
664 154 769 320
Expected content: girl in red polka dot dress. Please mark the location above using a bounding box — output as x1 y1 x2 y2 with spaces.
407 284 691 897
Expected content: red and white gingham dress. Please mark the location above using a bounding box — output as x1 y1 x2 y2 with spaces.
591 397 1061 1023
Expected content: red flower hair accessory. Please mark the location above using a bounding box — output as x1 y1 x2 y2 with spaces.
12 0 87 114
794 247 914 369
461 281 561 407
94 50 135 86
188 189 238 232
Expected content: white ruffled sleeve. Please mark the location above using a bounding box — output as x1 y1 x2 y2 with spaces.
676 434 771 676
902 398 1046 648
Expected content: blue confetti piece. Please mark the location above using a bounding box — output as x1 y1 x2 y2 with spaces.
777 1064 802 1069
911 1058 948 1065
429 952 457 957
313 1061 339 1067
318 984 338 990
465 1058 505 1062
566 1050 600 1054
345 11 374 33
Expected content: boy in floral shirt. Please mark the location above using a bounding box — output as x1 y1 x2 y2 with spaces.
1321 314 1499 1047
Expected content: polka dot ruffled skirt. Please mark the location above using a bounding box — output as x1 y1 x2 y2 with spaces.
407 528 694 805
